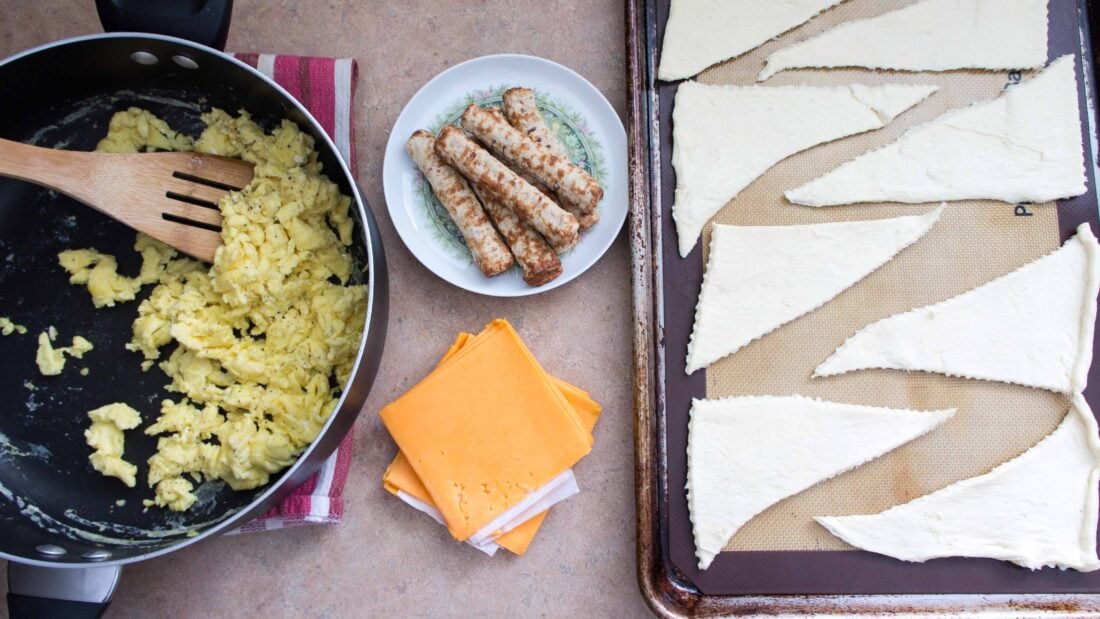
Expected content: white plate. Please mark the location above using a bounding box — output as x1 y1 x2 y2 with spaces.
382 54 627 297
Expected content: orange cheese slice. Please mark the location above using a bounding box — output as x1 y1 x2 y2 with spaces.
379 319 595 542
383 331 601 554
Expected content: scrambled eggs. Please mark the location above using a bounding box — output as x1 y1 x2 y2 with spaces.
35 328 93 376
85 403 142 488
95 108 194 153
60 107 367 511
0 317 26 335
58 233 176 308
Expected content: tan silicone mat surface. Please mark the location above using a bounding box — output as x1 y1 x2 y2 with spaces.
693 0 1069 552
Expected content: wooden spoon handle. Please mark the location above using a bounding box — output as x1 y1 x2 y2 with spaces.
0 137 99 204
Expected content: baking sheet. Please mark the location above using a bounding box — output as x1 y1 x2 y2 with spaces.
655 0 1100 595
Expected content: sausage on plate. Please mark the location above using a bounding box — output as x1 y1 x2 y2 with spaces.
434 125 579 253
460 103 602 220
406 130 514 277
502 89 599 229
497 159 587 232
470 181 562 287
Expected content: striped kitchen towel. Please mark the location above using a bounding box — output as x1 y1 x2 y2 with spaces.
227 53 359 534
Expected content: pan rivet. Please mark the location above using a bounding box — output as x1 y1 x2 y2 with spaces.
171 54 199 70
130 51 159 66
35 544 66 557
81 549 112 562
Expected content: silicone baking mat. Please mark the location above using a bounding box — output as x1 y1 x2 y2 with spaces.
657 0 1100 595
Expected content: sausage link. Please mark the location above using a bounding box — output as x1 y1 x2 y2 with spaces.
406 130 514 276
434 125 579 252
502 89 599 229
460 103 603 218
518 169 597 231
478 111 598 233
502 87 569 158
502 159 593 232
469 181 562 287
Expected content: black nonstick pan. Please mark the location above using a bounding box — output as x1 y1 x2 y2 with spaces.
0 5 388 617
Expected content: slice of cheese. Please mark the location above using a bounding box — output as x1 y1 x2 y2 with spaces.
393 472 580 556
658 0 842 81
816 223 1100 394
672 81 935 256
759 0 1048 81
394 490 502 556
389 480 546 555
379 319 592 542
688 395 955 570
686 206 943 374
787 55 1086 207
817 394 1100 572
383 331 602 555
466 470 578 547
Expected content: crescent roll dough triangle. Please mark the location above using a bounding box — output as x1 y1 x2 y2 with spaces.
786 55 1086 208
817 394 1100 572
658 0 842 81
672 81 936 257
688 395 955 570
686 206 943 374
816 223 1100 394
758 0 1048 81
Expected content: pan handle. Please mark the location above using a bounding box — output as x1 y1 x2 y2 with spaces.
7 563 121 619
95 0 234 50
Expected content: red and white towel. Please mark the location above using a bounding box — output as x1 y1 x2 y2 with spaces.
226 53 359 534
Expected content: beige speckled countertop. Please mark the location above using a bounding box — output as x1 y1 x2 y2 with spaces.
0 1 648 616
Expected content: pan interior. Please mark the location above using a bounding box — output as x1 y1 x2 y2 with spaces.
0 38 369 562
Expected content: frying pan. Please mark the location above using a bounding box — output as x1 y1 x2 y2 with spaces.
0 3 388 616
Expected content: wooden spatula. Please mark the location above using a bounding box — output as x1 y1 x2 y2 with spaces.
0 137 254 262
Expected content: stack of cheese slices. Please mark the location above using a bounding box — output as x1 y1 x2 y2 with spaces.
380 319 601 555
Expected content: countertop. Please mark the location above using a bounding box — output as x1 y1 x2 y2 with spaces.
0 1 647 616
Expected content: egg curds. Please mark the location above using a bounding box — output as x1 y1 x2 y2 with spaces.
59 107 367 510
85 403 143 489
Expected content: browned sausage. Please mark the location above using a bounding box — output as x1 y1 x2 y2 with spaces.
486 133 594 238
502 89 599 230
460 103 603 219
433 125 579 253
406 130 514 277
503 89 568 157
469 182 562 287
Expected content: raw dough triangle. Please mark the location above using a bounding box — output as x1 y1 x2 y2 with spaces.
787 55 1086 207
658 0 841 81
758 0 1048 81
688 395 955 570
685 206 943 374
816 223 1100 394
817 395 1100 572
672 81 936 257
